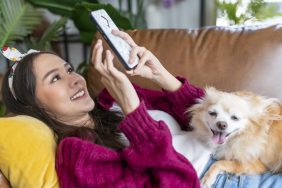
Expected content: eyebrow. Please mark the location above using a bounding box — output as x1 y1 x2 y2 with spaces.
42 63 69 82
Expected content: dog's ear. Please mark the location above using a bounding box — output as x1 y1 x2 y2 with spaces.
185 87 218 116
249 95 282 121
233 91 281 120
204 86 217 95
263 99 281 119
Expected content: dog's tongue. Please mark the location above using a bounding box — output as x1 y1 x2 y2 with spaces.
212 132 226 144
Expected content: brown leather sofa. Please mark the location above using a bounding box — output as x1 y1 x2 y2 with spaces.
88 24 282 100
0 24 282 187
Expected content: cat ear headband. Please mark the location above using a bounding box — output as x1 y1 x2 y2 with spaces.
1 47 40 99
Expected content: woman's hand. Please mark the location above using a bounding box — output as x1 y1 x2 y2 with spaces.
0 170 11 188
112 30 182 92
92 39 140 115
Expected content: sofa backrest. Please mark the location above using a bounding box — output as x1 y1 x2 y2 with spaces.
87 25 282 99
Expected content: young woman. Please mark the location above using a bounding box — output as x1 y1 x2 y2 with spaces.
1 30 203 188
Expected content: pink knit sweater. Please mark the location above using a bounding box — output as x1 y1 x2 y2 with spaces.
56 78 204 188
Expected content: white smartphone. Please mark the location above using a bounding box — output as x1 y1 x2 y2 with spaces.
90 9 138 70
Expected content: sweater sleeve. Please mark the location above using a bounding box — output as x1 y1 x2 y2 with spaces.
161 77 204 127
119 101 200 187
55 101 200 188
132 77 204 128
98 77 204 129
56 137 125 188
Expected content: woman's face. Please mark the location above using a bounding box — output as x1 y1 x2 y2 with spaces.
33 53 95 124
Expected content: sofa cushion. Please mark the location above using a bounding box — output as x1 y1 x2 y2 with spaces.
0 115 58 188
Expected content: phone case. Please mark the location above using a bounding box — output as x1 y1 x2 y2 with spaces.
90 9 138 70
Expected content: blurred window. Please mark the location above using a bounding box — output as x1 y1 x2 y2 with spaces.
216 0 282 26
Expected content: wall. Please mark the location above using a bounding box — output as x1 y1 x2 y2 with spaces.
0 0 216 74
146 0 201 28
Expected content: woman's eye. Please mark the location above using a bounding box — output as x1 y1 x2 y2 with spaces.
67 67 74 74
51 75 60 83
208 111 217 117
231 115 239 121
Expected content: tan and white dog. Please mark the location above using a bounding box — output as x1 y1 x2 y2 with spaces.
110 87 282 188
186 87 282 187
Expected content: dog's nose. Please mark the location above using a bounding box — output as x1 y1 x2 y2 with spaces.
216 121 227 130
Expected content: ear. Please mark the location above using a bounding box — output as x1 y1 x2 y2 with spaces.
239 92 281 117
263 98 281 118
204 86 217 95
185 87 217 115
253 96 281 121
185 98 203 115
204 86 220 100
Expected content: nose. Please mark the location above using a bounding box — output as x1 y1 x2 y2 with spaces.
69 73 80 87
216 121 227 130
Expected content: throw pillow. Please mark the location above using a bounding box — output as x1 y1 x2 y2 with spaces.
0 115 59 188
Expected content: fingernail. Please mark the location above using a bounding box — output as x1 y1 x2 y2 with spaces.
106 50 111 56
95 40 100 46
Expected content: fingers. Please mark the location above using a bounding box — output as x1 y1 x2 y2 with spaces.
92 38 126 80
112 29 137 47
127 46 150 75
129 46 145 65
99 50 123 81
92 39 105 74
104 50 117 76
133 49 151 74
92 40 114 79
92 39 102 64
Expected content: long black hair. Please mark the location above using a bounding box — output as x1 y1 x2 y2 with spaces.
1 52 125 149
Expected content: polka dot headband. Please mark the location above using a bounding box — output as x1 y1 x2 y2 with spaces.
1 47 39 99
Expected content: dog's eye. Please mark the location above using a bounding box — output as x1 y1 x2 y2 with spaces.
231 115 239 121
208 111 217 117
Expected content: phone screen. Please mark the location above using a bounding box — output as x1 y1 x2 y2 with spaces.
90 9 138 70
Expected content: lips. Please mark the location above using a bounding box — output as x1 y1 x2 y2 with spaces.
70 89 85 101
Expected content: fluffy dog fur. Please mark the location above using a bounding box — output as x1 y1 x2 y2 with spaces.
187 87 282 187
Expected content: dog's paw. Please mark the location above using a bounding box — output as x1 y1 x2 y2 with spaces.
201 171 219 188
201 177 215 188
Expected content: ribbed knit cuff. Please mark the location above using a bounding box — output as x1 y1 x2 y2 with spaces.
97 88 115 109
162 76 204 107
119 101 162 145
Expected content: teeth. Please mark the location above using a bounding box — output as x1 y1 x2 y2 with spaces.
71 90 85 101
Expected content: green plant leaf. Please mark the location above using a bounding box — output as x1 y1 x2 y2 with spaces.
72 2 133 44
27 0 99 17
217 0 281 25
0 103 7 117
250 1 280 21
0 0 41 47
37 17 68 50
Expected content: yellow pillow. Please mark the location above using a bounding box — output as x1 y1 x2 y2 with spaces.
0 115 59 188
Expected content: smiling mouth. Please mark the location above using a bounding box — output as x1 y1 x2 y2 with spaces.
210 128 236 145
70 89 85 101
210 129 228 145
